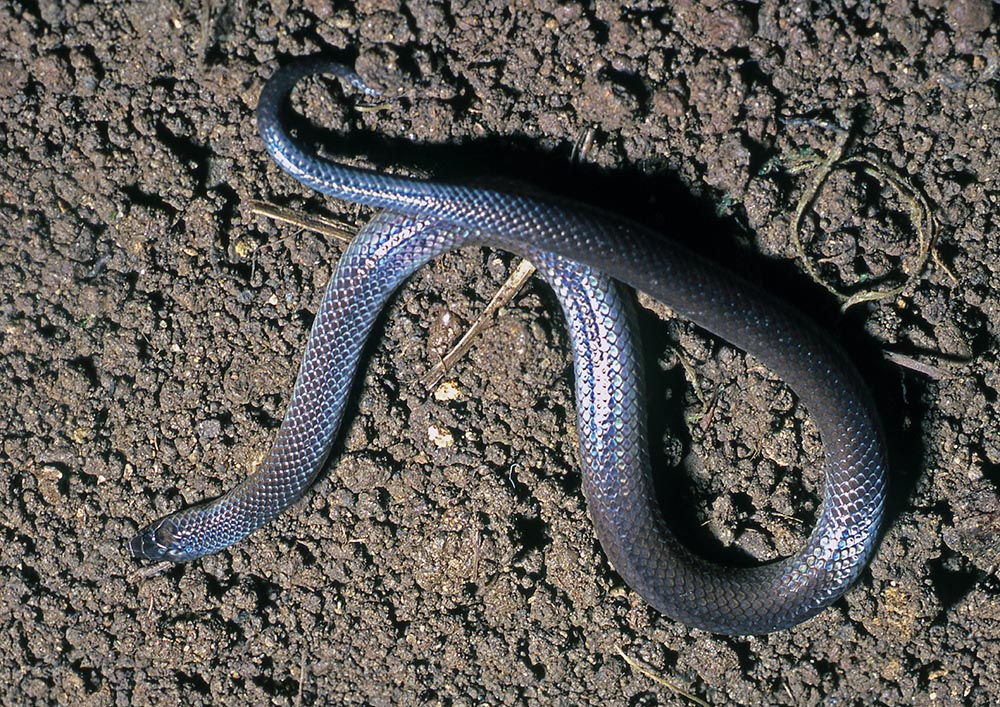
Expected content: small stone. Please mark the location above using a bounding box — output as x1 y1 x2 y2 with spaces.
427 424 455 448
198 418 222 440
433 380 462 402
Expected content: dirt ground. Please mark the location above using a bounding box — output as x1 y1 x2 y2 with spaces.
2 1 999 705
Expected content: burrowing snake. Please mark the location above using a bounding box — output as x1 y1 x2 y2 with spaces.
130 58 887 635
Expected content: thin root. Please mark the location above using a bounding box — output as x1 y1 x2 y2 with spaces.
789 134 940 311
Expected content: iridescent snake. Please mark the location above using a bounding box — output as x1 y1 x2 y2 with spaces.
129 58 887 635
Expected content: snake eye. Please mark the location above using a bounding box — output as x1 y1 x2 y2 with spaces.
154 520 177 549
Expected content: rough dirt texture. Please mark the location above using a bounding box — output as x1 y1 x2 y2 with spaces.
2 1 999 705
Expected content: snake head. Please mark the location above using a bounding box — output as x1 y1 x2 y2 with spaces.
129 516 197 562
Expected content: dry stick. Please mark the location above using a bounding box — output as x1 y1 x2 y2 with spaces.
882 351 957 380
421 125 599 390
248 199 356 244
421 257 537 388
131 562 173 580
294 651 308 707
615 647 711 707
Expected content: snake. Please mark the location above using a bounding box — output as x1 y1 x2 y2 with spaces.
129 57 888 635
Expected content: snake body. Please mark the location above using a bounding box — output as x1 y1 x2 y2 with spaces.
130 59 888 635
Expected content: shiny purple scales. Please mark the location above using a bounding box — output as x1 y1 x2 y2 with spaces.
130 59 887 635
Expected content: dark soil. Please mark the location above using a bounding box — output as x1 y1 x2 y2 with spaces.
2 1 999 705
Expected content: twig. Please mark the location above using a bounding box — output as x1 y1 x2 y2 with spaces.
616 647 710 707
248 199 356 243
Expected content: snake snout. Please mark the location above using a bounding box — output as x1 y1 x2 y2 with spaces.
129 519 177 561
